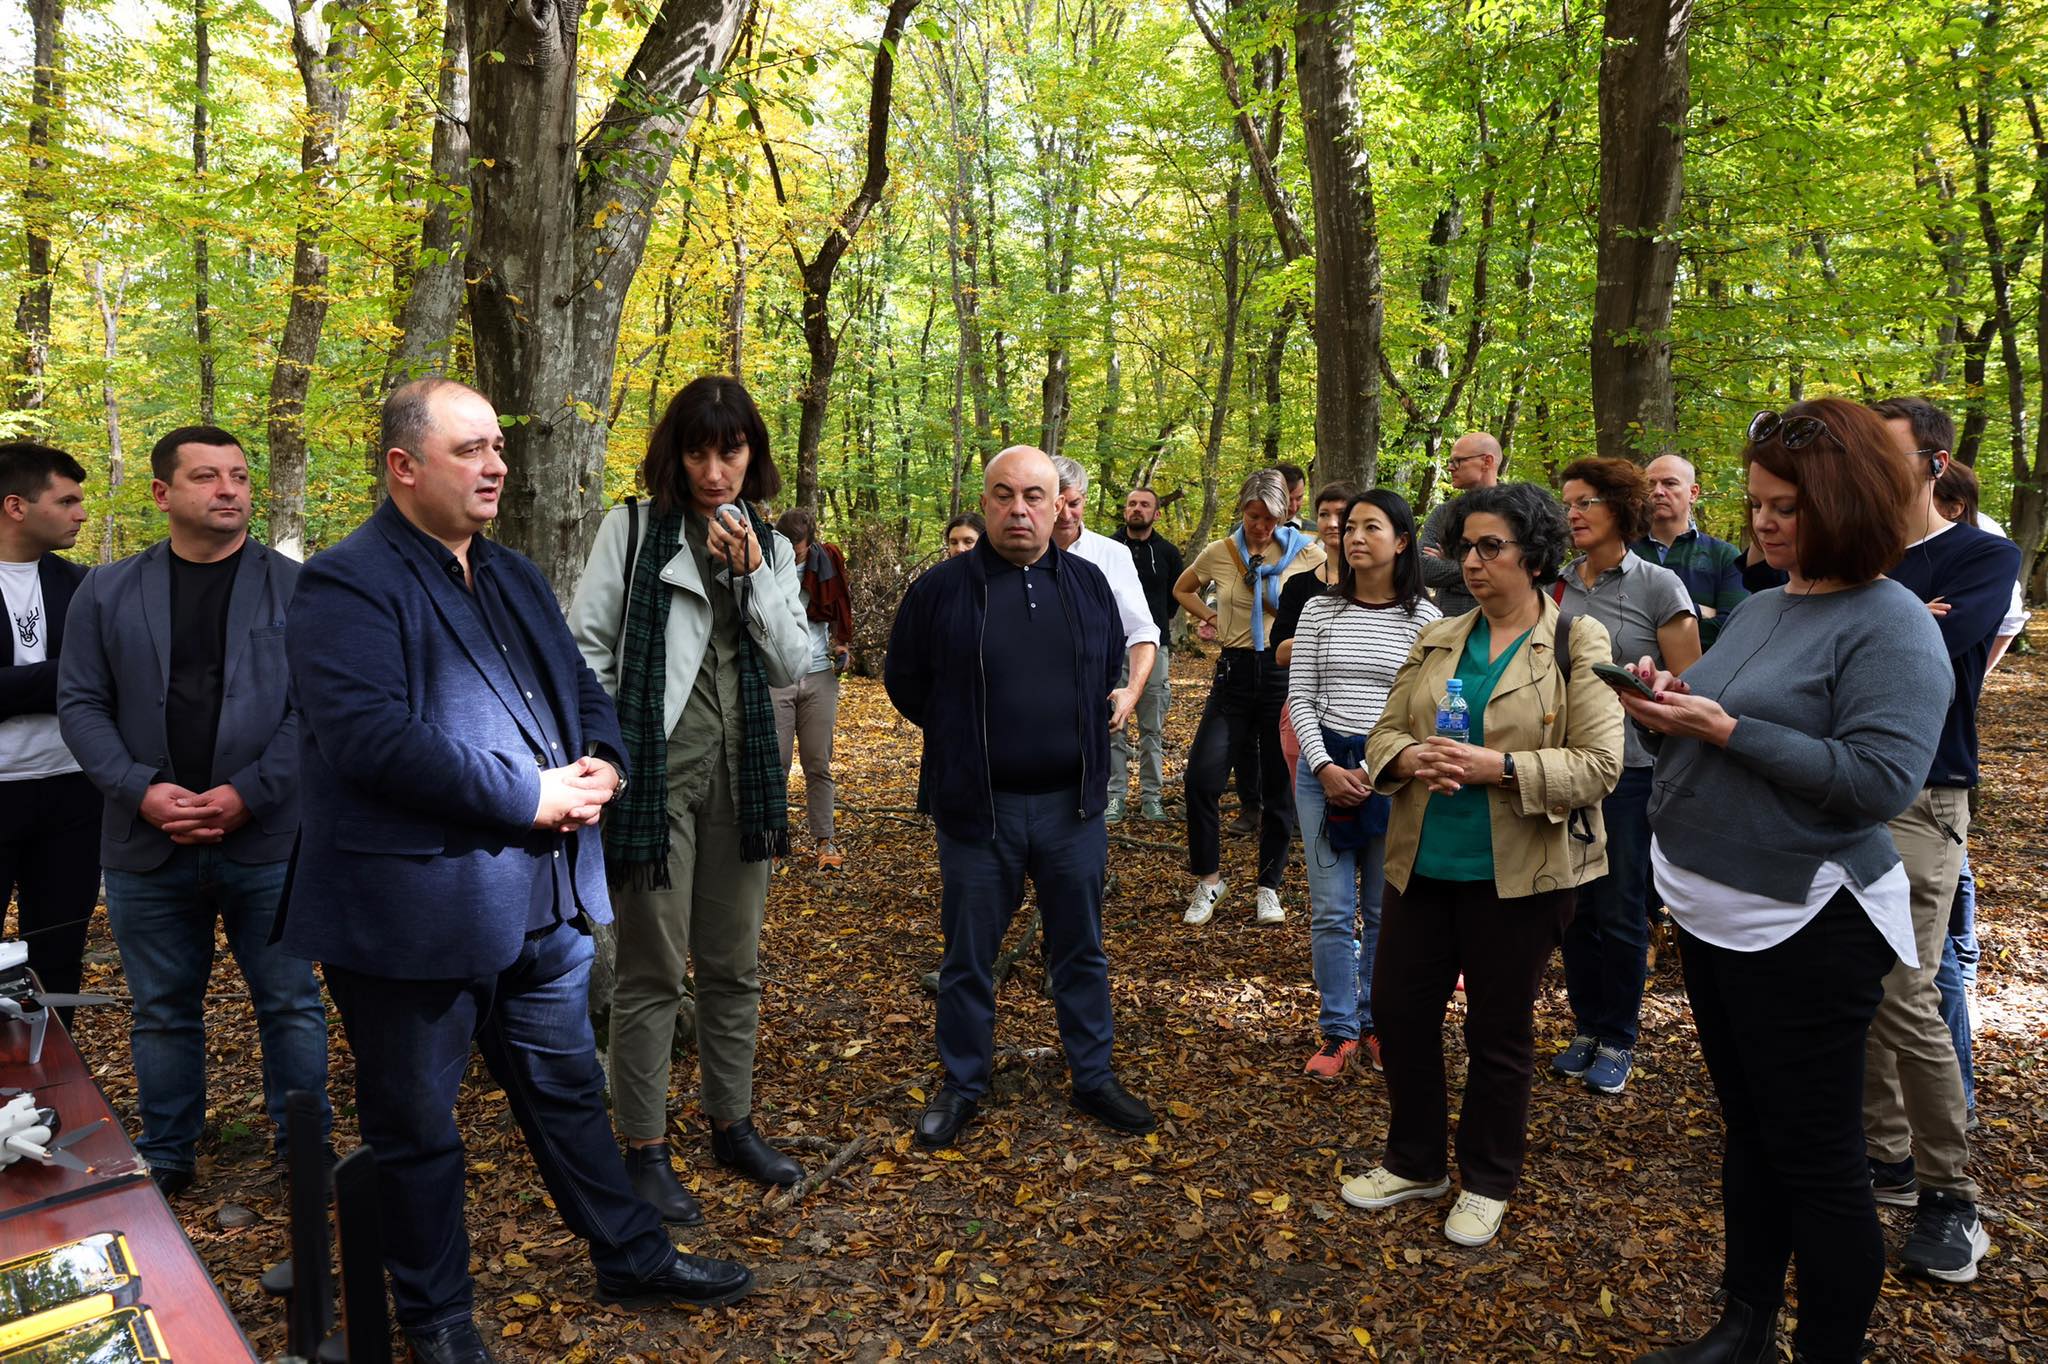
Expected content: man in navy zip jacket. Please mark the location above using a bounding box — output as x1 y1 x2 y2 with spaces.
885 445 1156 1148
1861 396 2017 1287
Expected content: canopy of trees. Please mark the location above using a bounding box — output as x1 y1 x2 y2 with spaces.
5 0 2046 594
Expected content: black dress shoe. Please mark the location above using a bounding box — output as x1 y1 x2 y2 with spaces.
711 1117 803 1187
405 1318 497 1364
914 1088 979 1148
1638 1293 1778 1362
595 1248 755 1309
1072 1077 1156 1134
150 1165 194 1197
622 1143 704 1226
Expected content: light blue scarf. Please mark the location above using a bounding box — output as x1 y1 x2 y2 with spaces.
1232 522 1313 650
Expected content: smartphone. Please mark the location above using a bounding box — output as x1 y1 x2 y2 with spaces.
1 1306 167 1364
0 1235 140 1351
1591 661 1658 700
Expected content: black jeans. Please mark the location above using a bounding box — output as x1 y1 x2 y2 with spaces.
1678 889 1894 1363
0 772 102 1013
323 921 673 1332
1183 649 1294 889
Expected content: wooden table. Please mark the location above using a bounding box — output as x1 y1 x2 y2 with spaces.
0 988 259 1361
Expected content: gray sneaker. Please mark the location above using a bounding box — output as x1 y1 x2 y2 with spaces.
1141 796 1168 821
1105 794 1126 822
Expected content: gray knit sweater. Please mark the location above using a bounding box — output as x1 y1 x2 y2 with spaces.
1644 579 1952 902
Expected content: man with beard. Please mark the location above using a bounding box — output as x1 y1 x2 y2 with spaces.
1109 484 1181 821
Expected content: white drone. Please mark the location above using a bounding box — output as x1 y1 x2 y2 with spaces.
0 1092 107 1173
0 940 115 1067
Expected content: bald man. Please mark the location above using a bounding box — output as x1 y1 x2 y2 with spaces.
884 446 1155 1149
1418 432 1501 617
1632 453 1748 650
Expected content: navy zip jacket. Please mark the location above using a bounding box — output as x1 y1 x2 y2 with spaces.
884 537 1122 841
1888 519 2022 788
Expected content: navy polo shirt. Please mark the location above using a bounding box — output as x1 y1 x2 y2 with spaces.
980 541 1084 794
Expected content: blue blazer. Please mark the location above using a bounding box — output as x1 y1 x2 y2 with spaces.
279 500 624 979
57 539 300 872
1 552 85 721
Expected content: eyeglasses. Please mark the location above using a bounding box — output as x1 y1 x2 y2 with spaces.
1747 409 1839 451
1562 496 1606 513
1446 453 1487 469
1451 536 1520 562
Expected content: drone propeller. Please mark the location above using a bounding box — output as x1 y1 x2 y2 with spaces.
28 993 115 1009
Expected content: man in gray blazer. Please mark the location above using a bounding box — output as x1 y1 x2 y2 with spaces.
57 424 328 1196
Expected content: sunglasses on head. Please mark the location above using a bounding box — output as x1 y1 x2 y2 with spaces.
1747 409 1838 451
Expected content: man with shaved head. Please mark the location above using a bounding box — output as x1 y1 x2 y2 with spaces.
885 445 1155 1148
1632 453 1748 650
1418 431 1502 617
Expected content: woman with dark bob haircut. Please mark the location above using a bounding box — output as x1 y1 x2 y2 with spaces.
568 375 813 1219
1340 481 1622 1250
1548 457 1700 1099
1621 398 1952 1363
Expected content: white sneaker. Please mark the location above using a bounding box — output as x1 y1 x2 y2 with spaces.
1184 879 1226 925
1255 886 1285 924
1340 1166 1451 1210
1444 1190 1507 1247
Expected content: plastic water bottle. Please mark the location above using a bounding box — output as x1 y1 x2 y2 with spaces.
1435 678 1470 742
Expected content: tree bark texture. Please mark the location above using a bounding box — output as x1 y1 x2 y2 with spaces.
466 0 748 597
14 0 62 411
792 0 920 514
90 262 126 564
193 0 215 423
385 0 472 386
267 0 359 561
1293 0 1382 489
1591 0 1691 464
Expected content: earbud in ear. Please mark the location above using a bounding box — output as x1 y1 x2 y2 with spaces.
1930 455 1948 479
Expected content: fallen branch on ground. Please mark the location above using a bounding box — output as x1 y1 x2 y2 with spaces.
768 1132 878 1210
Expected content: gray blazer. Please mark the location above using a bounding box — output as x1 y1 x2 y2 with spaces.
57 537 300 871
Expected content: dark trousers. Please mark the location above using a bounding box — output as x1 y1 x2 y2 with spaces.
934 787 1114 1099
1183 649 1294 889
323 921 673 1333
1679 890 1893 1363
1374 874 1572 1200
0 772 102 1012
1560 765 1653 1048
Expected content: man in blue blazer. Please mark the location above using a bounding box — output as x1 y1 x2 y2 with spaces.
0 442 96 1016
57 426 329 1195
280 378 751 1364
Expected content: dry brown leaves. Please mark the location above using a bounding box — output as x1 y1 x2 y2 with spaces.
57 632 2048 1362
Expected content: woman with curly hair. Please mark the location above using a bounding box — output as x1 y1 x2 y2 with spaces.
1339 482 1623 1249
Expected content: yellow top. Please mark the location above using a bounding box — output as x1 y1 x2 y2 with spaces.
1188 535 1327 649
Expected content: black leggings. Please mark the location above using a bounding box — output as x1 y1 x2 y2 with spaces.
1182 649 1294 889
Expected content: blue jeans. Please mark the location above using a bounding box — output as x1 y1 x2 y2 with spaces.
1560 764 1653 1050
934 787 1114 1099
1294 757 1385 1040
102 847 330 1172
1936 852 1978 1111
323 922 673 1332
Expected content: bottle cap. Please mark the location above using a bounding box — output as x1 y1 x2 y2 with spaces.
1445 679 1463 693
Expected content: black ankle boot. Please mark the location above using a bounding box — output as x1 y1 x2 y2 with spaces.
1638 1293 1777 1363
622 1143 704 1225
711 1117 803 1187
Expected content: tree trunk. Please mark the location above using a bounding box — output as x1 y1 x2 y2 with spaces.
1591 0 1691 464
193 0 215 423
1095 259 1121 484
1293 0 1383 489
90 262 127 565
1188 180 1245 555
14 0 62 411
791 0 919 515
385 0 471 387
1260 297 1294 466
266 0 360 561
465 0 749 597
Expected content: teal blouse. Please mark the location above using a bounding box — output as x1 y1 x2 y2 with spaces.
1412 619 1532 882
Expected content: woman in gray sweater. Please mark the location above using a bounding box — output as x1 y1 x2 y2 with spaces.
1618 399 1951 1364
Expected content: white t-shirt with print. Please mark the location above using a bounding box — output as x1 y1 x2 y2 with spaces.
0 558 81 781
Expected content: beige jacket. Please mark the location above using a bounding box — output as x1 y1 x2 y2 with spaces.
1367 597 1625 900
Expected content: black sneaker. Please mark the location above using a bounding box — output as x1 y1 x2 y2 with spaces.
1900 1189 1990 1283
1869 1154 1918 1207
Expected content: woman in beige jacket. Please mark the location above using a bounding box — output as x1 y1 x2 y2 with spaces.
1338 482 1623 1249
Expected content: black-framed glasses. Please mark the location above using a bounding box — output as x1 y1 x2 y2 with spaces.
1748 409 1838 451
1452 536 1520 562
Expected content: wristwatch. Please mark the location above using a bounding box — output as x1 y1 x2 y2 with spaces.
1498 751 1518 789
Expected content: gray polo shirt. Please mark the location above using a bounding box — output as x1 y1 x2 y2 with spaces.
1558 551 1695 768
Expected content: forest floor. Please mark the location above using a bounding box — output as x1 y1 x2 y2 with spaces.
59 628 2048 1362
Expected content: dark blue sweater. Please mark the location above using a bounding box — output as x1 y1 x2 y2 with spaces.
884 537 1122 840
1888 520 2022 788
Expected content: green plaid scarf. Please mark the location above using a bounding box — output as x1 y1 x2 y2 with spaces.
605 504 790 889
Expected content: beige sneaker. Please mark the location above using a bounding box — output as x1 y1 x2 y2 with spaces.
1254 886 1285 924
1339 1166 1451 1210
1444 1190 1507 1246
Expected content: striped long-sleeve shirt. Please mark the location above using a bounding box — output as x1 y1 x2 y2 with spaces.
1286 592 1442 772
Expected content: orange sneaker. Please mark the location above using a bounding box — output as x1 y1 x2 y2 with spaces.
816 845 844 872
1304 1037 1359 1080
1363 1033 1383 1071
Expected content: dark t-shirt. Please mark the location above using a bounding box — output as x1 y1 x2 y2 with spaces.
981 544 1083 794
1271 569 1337 656
166 545 243 790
